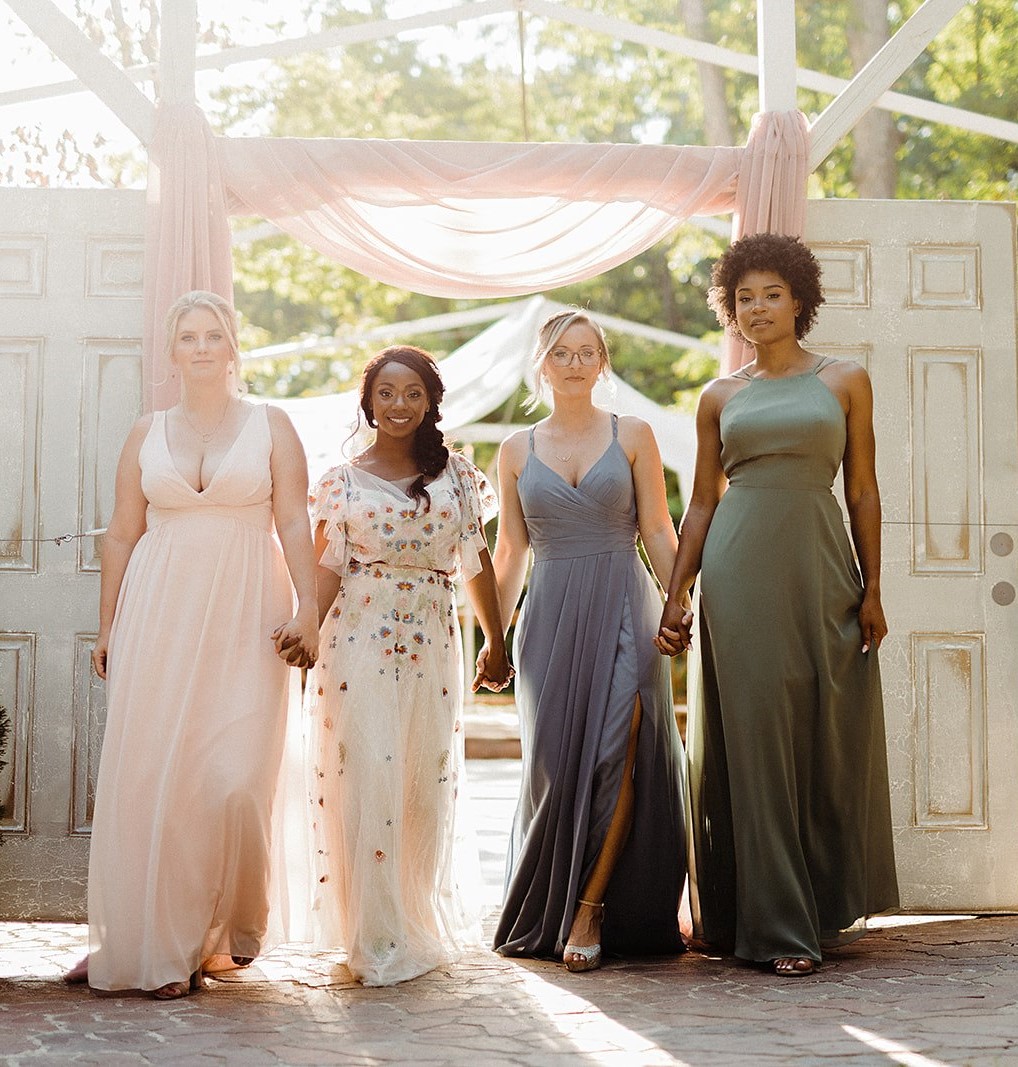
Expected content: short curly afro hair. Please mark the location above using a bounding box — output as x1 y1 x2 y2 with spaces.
707 233 824 340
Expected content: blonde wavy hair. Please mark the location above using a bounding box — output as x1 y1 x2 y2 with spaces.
525 309 611 413
164 290 246 395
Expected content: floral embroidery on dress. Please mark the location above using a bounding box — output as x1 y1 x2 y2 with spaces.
305 453 495 985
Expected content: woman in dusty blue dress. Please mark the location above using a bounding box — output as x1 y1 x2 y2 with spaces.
658 233 898 977
491 310 686 971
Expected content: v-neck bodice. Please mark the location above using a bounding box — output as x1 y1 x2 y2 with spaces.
518 417 638 561
139 405 275 532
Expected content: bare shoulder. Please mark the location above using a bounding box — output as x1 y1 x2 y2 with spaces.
263 402 296 433
700 375 744 416
123 412 155 449
818 356 870 386
499 428 530 473
131 411 156 435
616 414 658 452
816 356 873 411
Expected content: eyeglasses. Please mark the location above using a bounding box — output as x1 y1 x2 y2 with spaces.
548 347 601 367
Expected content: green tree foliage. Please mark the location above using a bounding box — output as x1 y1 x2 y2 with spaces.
220 0 731 413
14 2 1017 399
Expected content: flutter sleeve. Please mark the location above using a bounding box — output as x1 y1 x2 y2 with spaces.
447 451 498 582
308 465 349 575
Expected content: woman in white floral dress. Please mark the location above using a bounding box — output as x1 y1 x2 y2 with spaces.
305 345 512 986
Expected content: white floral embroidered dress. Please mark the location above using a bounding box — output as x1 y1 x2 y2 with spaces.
305 452 495 986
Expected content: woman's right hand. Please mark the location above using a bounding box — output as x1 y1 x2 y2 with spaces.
92 632 111 680
655 594 693 657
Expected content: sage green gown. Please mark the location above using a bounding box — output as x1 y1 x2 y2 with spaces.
689 357 899 964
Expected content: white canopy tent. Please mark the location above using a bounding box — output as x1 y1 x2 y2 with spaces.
1 0 982 414
246 295 706 492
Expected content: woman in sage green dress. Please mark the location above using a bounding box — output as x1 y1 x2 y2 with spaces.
657 233 899 977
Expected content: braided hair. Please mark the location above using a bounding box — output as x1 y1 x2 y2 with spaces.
360 345 449 512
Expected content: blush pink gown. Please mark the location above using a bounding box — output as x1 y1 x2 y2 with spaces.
87 404 294 992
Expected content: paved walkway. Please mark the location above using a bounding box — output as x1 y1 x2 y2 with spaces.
2 761 1016 1066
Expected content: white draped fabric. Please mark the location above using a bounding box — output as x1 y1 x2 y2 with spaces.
217 138 742 298
143 104 810 409
258 296 697 496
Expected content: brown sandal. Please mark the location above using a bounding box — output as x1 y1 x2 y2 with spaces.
152 967 204 999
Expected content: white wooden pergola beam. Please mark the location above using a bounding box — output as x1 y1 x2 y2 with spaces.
160 0 196 106
519 0 1018 146
3 0 155 144
757 0 797 112
179 0 518 70
808 0 969 169
800 72 1018 145
0 0 518 107
5 0 1015 150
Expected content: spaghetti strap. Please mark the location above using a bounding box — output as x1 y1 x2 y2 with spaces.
528 425 536 452
812 355 834 375
733 368 754 381
611 413 619 439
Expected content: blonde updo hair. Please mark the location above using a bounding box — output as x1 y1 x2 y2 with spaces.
164 289 246 395
525 309 611 413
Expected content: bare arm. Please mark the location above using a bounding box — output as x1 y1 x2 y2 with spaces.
466 546 512 691
490 433 532 636
838 364 887 653
656 383 729 653
619 416 678 589
312 520 343 627
267 406 319 668
93 416 153 679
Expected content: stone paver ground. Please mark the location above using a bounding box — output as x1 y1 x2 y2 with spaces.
2 761 1016 1067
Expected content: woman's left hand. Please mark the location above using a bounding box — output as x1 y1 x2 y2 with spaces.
858 591 888 654
271 606 320 669
473 641 515 693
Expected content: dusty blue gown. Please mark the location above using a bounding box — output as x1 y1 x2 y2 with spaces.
494 416 686 957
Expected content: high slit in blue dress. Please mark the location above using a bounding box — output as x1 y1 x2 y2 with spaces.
493 415 686 958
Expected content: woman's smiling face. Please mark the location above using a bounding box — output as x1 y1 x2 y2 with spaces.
370 361 430 439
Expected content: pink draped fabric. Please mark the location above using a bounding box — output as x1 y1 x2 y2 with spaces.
144 105 234 409
723 109 811 373
144 104 809 409
217 137 742 300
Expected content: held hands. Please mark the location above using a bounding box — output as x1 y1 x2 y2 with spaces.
859 591 888 654
472 640 515 693
271 604 320 669
654 593 694 657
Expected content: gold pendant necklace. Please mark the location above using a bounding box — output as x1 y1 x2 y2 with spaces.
182 399 231 443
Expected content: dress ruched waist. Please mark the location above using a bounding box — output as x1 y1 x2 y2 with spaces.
531 535 638 562
147 503 274 532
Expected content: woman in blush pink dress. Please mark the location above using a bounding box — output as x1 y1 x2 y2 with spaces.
67 290 318 998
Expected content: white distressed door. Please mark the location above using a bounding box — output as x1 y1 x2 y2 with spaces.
0 189 143 919
806 199 1018 910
